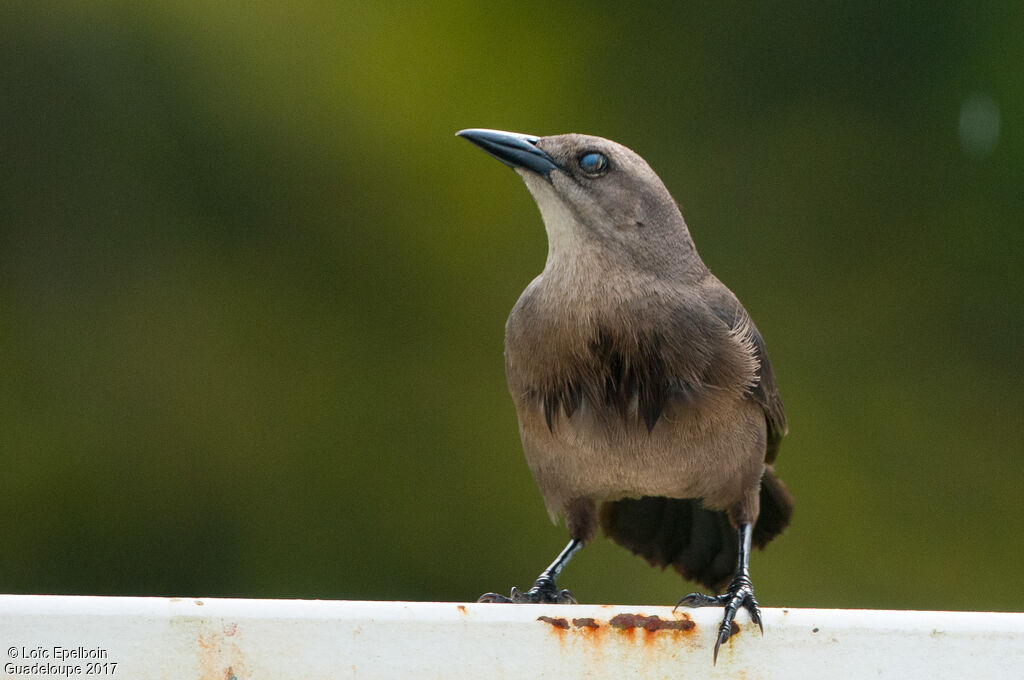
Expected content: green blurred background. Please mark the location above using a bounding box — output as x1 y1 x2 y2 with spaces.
1 2 1021 611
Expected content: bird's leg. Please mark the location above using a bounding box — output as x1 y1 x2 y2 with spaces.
675 523 762 662
478 538 583 604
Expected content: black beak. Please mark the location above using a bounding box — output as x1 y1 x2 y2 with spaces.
456 128 559 179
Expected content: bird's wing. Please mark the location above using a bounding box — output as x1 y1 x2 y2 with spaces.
706 283 787 463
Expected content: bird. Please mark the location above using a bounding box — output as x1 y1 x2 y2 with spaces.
456 128 793 661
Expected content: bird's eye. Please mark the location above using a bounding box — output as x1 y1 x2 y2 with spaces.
579 152 609 176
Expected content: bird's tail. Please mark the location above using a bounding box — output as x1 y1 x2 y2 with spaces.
598 466 793 591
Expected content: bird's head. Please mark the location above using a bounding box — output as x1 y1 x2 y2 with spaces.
457 129 701 278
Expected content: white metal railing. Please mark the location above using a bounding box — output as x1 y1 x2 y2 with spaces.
1 595 1022 679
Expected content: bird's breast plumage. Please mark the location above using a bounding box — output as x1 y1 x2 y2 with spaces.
505 270 759 434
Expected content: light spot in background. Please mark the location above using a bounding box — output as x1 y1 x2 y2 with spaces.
958 92 1000 159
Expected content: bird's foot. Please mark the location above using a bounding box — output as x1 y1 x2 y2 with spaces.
478 578 577 604
675 572 762 663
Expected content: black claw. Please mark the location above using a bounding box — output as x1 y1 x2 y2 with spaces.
750 602 764 635
677 573 761 662
479 540 583 606
675 592 725 609
477 581 576 604
553 588 578 604
713 619 734 664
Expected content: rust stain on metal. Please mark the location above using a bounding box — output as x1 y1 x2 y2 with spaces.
197 630 251 680
609 613 696 634
572 617 600 630
538 615 570 630
457 605 467 615
222 623 238 637
539 611 698 647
